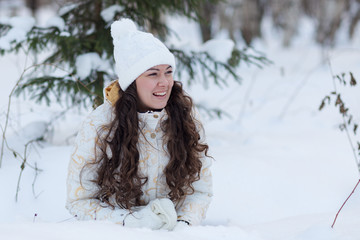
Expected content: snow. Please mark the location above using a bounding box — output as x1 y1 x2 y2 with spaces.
0 0 23 9
8 16 35 32
0 222 265 240
75 52 111 80
0 16 35 50
1 11 360 240
59 31 71 37
200 39 235 62
58 3 80 16
0 28 20 50
45 16 65 31
101 5 124 23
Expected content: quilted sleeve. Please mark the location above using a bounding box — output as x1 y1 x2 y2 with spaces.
65 105 129 224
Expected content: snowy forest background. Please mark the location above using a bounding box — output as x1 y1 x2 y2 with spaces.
1 0 360 239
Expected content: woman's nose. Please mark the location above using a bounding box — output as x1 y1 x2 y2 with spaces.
158 74 169 86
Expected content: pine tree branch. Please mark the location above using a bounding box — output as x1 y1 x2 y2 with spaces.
1 0 269 111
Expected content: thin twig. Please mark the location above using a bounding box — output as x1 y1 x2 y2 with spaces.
0 60 98 168
327 58 360 173
15 138 41 202
32 162 40 198
0 57 49 167
57 215 78 223
331 179 360 228
0 63 29 167
326 54 360 228
0 125 40 171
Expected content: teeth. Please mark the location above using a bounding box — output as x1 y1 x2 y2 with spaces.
154 92 166 96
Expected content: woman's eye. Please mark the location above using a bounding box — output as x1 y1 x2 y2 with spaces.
148 73 157 76
165 71 173 75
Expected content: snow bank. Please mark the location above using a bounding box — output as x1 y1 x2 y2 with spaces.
0 222 265 240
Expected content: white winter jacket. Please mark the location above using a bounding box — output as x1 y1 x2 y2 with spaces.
66 81 213 225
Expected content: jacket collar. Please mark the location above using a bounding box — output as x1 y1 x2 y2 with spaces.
138 109 166 131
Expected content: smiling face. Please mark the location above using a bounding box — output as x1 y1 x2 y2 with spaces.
135 64 174 112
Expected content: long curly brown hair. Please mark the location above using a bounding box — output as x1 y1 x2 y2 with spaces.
86 80 209 210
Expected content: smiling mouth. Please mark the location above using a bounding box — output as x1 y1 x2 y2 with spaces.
153 92 166 96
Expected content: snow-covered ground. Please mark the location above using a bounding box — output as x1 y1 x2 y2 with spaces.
1 10 360 240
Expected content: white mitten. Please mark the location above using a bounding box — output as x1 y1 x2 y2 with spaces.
123 199 164 230
151 198 177 230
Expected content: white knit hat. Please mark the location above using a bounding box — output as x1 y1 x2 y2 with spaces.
110 18 176 90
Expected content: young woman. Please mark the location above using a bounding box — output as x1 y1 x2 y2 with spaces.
66 19 213 231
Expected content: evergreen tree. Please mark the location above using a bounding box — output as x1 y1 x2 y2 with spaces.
0 0 268 110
